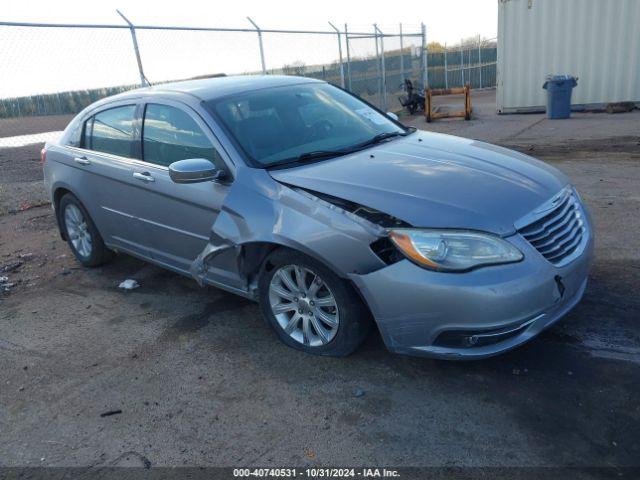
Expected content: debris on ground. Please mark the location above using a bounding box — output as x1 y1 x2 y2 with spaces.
1 261 23 273
8 201 51 214
605 102 636 114
100 409 123 418
118 279 140 290
1 276 15 292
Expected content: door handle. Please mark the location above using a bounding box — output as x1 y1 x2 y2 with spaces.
74 156 91 166
133 171 155 182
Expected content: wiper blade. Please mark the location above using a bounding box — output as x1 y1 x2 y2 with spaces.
297 150 345 161
266 150 348 169
356 131 407 149
265 131 410 170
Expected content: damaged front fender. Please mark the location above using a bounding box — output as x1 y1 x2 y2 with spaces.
189 232 236 287
189 167 390 294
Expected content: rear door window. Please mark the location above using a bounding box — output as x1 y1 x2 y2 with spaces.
142 103 222 167
84 105 136 158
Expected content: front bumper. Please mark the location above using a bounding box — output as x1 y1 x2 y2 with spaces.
350 232 593 359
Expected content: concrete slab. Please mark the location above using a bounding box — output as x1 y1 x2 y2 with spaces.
404 89 640 144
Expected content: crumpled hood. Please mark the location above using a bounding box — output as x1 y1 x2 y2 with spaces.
269 131 569 235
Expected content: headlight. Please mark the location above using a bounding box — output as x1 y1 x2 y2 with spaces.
388 229 523 272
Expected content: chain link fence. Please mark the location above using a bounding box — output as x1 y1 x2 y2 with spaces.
427 38 498 90
0 16 497 148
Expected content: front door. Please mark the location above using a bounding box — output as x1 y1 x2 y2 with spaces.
127 101 238 283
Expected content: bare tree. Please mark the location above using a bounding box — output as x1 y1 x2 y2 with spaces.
282 61 307 76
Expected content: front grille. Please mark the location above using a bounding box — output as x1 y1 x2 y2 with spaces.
518 188 586 266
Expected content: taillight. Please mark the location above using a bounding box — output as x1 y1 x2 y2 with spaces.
40 147 47 165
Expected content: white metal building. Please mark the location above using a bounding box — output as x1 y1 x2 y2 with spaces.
497 0 640 113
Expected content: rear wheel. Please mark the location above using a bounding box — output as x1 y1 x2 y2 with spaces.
59 193 112 267
258 249 371 357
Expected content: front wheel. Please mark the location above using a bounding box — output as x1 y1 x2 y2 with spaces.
258 249 371 357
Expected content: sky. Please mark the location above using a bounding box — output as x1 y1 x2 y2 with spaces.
1 0 497 98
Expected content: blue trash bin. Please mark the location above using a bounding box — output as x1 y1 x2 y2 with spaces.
543 75 578 119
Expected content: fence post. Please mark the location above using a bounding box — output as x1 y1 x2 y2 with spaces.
469 39 472 87
399 23 405 85
344 24 352 91
328 22 345 88
444 43 448 89
374 25 387 111
478 34 482 89
373 25 382 108
116 9 148 87
247 17 266 74
460 40 464 87
421 23 428 89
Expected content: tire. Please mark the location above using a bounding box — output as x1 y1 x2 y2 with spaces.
258 248 372 357
58 193 112 267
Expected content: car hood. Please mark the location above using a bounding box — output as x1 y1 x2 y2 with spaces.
269 131 569 236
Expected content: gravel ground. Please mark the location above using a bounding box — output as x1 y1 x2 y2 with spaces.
0 144 49 215
0 105 639 471
0 114 72 214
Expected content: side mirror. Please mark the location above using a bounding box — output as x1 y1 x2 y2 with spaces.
168 158 226 184
386 111 399 121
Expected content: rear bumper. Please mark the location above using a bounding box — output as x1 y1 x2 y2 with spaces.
350 232 593 360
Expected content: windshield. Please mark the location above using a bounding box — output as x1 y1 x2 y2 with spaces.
207 83 407 167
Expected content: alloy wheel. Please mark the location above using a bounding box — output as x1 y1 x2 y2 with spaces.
64 204 93 258
268 264 339 347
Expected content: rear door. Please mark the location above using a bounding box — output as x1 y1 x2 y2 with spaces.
67 102 152 259
128 100 237 281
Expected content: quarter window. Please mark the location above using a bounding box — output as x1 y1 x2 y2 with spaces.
66 120 83 147
84 105 136 158
142 104 222 167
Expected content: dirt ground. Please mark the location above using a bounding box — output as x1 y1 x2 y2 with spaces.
1 99 639 470
0 114 73 138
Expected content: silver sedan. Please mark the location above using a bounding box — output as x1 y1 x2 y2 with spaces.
43 76 593 359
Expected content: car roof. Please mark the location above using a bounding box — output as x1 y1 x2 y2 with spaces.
117 75 325 102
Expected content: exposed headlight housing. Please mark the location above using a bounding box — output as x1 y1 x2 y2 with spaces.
388 229 523 272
